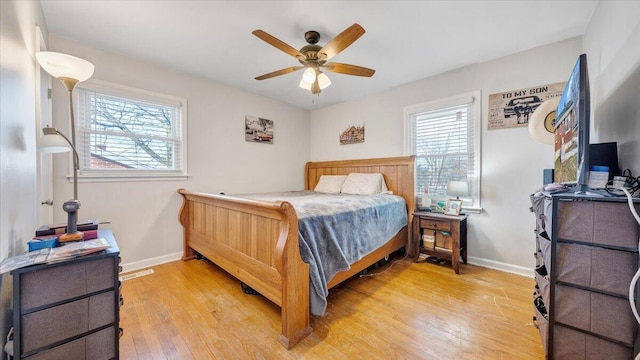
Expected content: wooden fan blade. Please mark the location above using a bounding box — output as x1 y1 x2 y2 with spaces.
252 30 306 61
255 66 303 80
323 62 375 77
318 23 365 61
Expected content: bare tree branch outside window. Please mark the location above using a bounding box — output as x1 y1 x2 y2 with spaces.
84 92 178 170
413 108 473 200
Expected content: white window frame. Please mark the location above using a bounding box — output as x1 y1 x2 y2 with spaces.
404 90 482 213
74 79 188 182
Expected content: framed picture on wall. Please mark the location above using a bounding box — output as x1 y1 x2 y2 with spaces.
444 199 463 216
339 123 365 145
245 115 274 144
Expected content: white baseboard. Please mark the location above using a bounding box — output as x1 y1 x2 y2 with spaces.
120 252 533 278
467 256 533 278
120 251 182 274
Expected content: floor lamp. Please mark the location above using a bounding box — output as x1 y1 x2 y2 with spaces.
36 51 94 242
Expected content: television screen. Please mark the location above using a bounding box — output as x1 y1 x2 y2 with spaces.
554 54 590 189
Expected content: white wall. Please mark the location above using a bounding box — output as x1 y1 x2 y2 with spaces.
310 37 584 274
0 0 48 356
584 1 640 174
4 0 636 315
49 36 310 270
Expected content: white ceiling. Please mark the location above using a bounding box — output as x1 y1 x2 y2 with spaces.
40 0 598 110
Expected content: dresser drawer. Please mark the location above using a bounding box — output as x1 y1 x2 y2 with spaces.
87 257 116 293
420 218 451 231
21 291 115 353
24 326 115 360
20 257 115 309
557 201 640 248
20 262 87 309
554 284 634 345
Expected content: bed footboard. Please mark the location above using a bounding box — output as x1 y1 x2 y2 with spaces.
177 189 312 349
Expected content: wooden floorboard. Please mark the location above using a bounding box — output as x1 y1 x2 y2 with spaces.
119 254 544 359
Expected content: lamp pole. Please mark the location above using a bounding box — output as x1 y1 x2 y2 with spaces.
58 78 80 201
41 126 81 240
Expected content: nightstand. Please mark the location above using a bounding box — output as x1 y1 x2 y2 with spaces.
412 211 468 274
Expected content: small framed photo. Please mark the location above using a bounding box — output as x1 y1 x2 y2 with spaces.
444 199 463 216
245 115 274 144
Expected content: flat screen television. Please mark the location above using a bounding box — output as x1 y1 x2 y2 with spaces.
553 53 591 193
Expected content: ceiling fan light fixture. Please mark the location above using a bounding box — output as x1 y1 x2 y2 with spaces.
298 78 312 91
302 67 317 84
317 72 331 90
253 24 374 95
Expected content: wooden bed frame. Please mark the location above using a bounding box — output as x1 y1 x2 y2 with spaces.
177 156 415 348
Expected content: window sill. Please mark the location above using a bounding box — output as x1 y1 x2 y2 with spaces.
67 174 189 183
461 207 483 214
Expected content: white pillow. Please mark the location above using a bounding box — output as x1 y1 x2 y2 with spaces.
340 173 389 195
314 175 348 194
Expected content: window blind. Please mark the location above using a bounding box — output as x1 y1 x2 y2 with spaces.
407 93 479 208
76 81 186 177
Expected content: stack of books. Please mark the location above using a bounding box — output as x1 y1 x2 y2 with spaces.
34 220 99 239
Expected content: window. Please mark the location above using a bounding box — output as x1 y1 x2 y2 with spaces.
76 80 187 180
405 91 481 211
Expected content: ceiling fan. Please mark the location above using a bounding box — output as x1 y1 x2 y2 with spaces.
252 23 375 95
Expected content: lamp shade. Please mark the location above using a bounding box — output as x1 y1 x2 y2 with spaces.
35 51 94 82
447 181 469 198
302 67 316 84
39 131 72 153
317 72 331 90
299 79 312 91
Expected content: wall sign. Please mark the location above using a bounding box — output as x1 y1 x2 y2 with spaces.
488 82 565 130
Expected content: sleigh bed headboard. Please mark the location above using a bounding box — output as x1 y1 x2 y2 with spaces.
304 155 416 214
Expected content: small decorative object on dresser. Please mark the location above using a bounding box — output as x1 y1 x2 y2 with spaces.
412 211 468 274
433 200 447 213
444 199 463 215
419 184 431 210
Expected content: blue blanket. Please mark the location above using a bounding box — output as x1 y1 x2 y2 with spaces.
237 191 408 315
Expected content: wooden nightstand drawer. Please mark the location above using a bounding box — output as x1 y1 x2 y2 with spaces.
420 218 451 231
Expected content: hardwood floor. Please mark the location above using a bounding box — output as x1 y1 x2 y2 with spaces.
119 254 544 359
